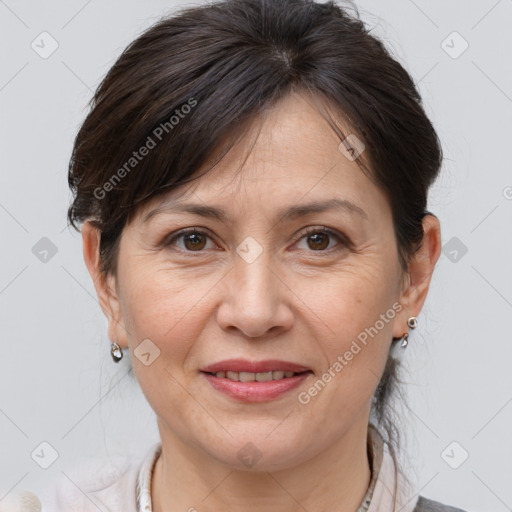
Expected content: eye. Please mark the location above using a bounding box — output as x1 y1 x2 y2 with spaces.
164 226 350 254
294 227 350 252
165 228 217 252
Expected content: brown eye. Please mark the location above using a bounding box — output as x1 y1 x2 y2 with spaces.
296 227 349 252
182 232 207 251
307 232 330 250
166 229 215 252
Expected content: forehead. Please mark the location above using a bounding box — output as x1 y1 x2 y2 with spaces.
137 92 389 224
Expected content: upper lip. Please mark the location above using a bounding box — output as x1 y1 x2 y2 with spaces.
201 359 311 374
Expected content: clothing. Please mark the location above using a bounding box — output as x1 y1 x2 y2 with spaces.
41 426 467 512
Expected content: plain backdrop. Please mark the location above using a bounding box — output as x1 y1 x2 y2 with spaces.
1 1 511 511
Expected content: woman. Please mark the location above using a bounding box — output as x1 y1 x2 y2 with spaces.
46 0 468 510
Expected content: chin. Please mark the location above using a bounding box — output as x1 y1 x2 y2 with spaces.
199 429 312 472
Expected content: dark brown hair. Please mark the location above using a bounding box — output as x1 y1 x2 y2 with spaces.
67 0 442 458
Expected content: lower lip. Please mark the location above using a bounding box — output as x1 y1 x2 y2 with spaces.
201 372 312 403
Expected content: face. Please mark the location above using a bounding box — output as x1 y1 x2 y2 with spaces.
87 92 434 472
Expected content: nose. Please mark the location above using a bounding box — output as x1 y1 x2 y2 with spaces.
216 251 294 339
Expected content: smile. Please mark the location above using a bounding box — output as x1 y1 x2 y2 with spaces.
200 359 313 402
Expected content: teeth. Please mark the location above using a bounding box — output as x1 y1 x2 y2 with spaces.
214 370 301 381
256 371 273 382
239 371 255 382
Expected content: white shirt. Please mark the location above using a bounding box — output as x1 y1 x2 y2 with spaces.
42 425 419 512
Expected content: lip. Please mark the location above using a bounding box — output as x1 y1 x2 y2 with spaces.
200 359 313 403
201 359 311 374
202 371 312 403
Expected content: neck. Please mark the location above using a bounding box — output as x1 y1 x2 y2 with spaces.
151 419 372 512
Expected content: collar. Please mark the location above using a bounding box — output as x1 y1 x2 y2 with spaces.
136 425 418 512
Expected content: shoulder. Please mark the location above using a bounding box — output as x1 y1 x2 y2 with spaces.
41 451 141 512
414 495 468 512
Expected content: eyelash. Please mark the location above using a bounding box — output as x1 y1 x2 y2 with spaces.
164 226 351 255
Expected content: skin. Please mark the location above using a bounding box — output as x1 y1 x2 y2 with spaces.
82 91 441 512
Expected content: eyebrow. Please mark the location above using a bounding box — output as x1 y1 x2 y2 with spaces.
142 198 368 224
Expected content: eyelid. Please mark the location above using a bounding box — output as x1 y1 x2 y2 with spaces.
293 226 352 250
164 227 218 251
164 225 351 253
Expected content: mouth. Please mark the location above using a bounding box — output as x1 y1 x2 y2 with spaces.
203 369 311 381
200 359 313 402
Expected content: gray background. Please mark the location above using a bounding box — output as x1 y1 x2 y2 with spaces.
1 1 511 510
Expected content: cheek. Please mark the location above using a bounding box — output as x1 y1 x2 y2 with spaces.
311 259 399 350
120 262 215 366
300 258 399 408
119 267 216 436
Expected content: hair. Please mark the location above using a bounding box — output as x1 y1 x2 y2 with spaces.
66 0 442 474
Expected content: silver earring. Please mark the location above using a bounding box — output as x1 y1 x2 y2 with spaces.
110 342 123 363
407 316 418 329
399 317 418 349
399 332 409 349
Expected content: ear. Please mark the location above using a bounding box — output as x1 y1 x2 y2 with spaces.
81 221 128 349
392 214 442 339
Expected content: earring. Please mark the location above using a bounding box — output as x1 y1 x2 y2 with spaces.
400 332 409 349
399 317 418 350
110 342 123 363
